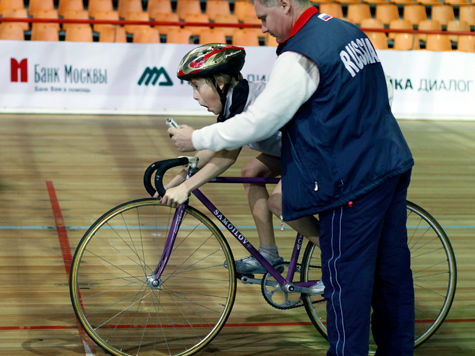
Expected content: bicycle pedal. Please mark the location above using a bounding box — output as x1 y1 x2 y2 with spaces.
236 272 255 280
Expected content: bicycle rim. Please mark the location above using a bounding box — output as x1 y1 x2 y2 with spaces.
301 200 457 352
70 199 236 356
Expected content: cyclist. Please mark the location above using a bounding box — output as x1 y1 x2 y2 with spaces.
159 43 320 276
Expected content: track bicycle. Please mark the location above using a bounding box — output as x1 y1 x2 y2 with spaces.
69 157 457 356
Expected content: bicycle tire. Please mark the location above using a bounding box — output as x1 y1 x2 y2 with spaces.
300 200 457 352
70 198 237 356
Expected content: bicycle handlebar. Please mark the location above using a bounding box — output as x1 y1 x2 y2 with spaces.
143 157 190 197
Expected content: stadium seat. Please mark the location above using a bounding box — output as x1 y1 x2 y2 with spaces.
62 9 89 31
1 8 29 31
151 12 179 34
183 12 210 36
118 0 143 18
28 0 55 17
425 34 452 51
347 3 372 25
417 19 441 42
234 1 255 22
124 11 150 34
367 32 389 49
65 24 93 42
206 0 232 22
457 35 474 51
417 0 439 5
459 5 474 26
392 0 417 5
176 0 202 21
232 28 261 46
98 25 126 42
319 3 343 19
165 27 192 43
430 5 455 27
133 27 159 43
388 18 412 40
393 33 420 49
213 13 239 37
335 0 360 4
0 22 24 40
88 0 115 18
198 28 227 44
447 20 470 42
403 4 427 26
92 10 119 32
31 23 59 41
364 0 388 5
33 9 60 31
0 0 24 13
375 4 400 26
148 0 172 17
445 0 471 5
58 0 84 17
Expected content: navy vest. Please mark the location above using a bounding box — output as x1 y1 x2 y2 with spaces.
277 11 413 220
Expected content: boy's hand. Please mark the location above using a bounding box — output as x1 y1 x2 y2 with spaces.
168 125 195 152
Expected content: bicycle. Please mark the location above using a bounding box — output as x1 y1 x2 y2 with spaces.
69 156 457 356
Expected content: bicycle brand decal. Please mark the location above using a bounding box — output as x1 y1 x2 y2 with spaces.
213 209 249 246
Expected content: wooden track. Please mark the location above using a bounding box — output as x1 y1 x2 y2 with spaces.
0 114 474 355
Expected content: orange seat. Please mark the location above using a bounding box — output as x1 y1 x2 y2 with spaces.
148 0 172 16
444 0 471 5
165 27 192 43
176 0 202 20
206 0 231 22
198 28 226 43
0 22 24 40
151 12 180 34
393 33 420 49
392 0 416 5
1 8 29 31
133 27 159 43
447 20 470 42
124 11 150 34
62 9 89 31
319 3 343 19
416 19 441 42
388 18 412 40
425 34 452 51
232 28 261 46
457 35 474 52
0 0 24 13
233 1 255 22
93 10 119 32
430 5 454 27
28 0 55 17
65 24 93 42
213 13 239 37
416 0 439 4
363 0 388 5
403 4 427 26
58 0 84 17
183 12 210 36
33 9 60 31
361 17 385 30
375 3 399 26
459 5 474 26
347 3 371 25
335 0 361 4
88 0 115 18
98 25 127 42
31 23 59 41
118 0 143 18
366 32 388 49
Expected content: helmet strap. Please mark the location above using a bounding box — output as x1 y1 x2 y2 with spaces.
211 76 230 117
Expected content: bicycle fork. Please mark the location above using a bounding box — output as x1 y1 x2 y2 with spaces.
145 203 187 290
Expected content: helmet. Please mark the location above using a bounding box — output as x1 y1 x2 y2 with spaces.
177 43 246 81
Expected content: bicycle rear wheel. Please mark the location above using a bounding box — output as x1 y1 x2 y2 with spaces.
70 199 236 356
300 200 457 352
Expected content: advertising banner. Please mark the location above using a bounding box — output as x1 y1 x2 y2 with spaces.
0 41 473 119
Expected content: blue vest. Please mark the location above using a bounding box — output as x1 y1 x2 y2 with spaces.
277 12 414 220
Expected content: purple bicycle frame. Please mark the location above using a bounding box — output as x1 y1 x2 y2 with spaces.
152 175 317 290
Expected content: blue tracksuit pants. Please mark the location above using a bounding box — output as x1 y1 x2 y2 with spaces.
319 170 414 356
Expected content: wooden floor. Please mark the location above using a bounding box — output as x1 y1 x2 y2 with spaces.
0 114 474 355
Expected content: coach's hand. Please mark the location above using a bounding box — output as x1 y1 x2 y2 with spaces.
168 125 196 152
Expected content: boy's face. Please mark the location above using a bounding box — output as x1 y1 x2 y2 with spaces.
190 78 222 115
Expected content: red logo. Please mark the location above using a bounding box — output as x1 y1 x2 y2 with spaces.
11 58 28 82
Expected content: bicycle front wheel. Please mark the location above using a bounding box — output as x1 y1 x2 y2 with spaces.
300 200 457 352
70 199 236 356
